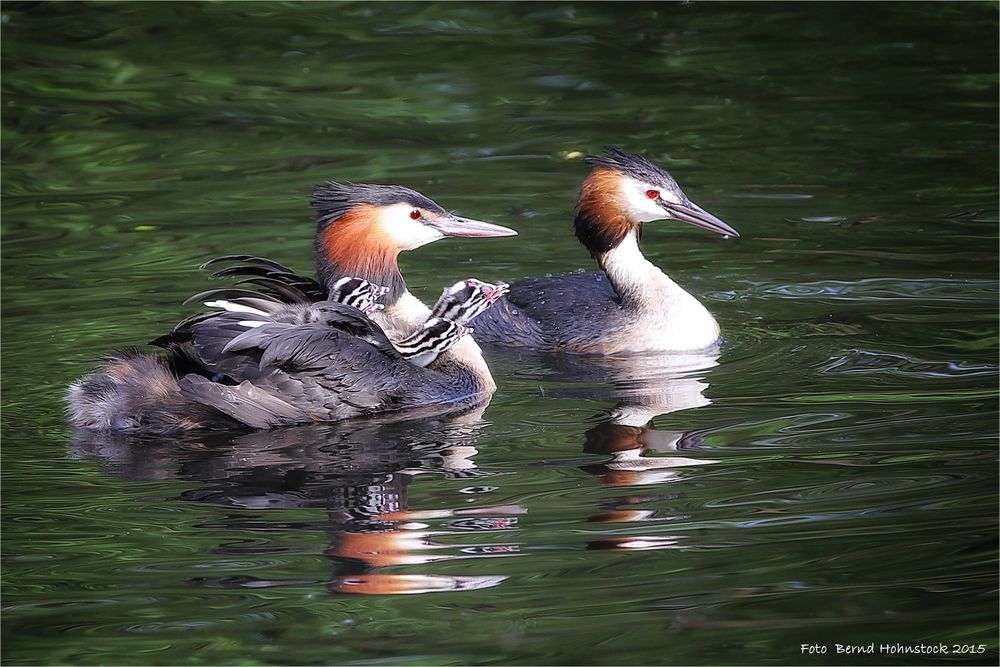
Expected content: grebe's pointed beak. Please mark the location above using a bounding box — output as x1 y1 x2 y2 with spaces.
431 215 518 238
665 201 739 238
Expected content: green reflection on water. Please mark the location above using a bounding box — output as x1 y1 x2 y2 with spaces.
3 2 997 666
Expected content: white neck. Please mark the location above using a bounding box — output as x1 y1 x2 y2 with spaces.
375 290 497 393
375 291 433 339
598 231 661 307
597 230 721 351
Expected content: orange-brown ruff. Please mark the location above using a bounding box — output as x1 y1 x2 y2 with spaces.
319 204 403 292
575 168 637 255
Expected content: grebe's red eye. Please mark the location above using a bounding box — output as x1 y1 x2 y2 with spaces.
645 189 659 200
409 209 421 220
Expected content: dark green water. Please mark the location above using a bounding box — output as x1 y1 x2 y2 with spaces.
3 2 998 665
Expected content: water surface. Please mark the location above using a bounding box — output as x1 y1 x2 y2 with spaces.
2 3 997 665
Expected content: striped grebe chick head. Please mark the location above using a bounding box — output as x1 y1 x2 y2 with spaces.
329 276 388 314
430 278 510 326
398 277 508 366
396 317 472 368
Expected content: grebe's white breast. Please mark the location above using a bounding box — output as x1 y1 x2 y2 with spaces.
376 290 497 393
597 232 721 354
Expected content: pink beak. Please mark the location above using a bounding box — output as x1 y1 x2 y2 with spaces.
432 216 518 238
485 281 510 302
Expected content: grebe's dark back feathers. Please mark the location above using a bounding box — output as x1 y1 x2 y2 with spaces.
156 313 265 383
221 303 398 365
230 277 316 304
464 297 547 349
192 321 463 424
210 267 325 297
470 271 622 352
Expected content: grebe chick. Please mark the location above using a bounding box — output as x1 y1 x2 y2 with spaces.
395 278 510 367
395 318 471 368
329 276 388 315
430 279 510 324
472 147 739 354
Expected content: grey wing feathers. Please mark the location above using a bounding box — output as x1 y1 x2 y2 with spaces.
168 300 445 425
222 323 389 371
201 255 327 301
210 324 445 423
177 375 306 429
157 299 396 377
505 271 619 311
71 254 479 432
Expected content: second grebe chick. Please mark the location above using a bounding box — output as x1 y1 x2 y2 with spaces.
430 279 510 324
357 276 509 367
395 318 471 368
395 278 510 367
472 147 739 354
330 276 388 315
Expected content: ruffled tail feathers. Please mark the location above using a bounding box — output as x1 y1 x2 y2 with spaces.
66 349 225 433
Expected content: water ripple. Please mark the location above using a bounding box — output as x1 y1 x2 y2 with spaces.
751 278 997 303
820 348 997 378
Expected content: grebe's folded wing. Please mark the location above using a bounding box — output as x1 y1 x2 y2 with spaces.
222 320 398 370
178 321 451 426
158 299 394 382
177 375 307 429
471 271 620 349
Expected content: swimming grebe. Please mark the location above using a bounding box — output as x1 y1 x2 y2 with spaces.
472 148 739 354
67 183 516 433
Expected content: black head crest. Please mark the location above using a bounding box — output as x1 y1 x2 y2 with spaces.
310 182 444 227
584 147 680 191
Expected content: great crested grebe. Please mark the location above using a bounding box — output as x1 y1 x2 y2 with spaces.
473 148 739 354
67 183 516 433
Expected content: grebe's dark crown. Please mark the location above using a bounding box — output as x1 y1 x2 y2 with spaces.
311 182 444 227
584 147 681 193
